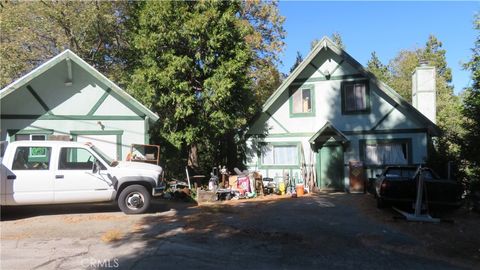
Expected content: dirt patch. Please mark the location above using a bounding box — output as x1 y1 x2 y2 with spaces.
101 229 124 243
236 227 302 243
1 232 31 240
130 223 147 234
62 214 128 224
353 193 480 268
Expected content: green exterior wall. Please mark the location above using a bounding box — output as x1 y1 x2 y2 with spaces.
0 52 155 161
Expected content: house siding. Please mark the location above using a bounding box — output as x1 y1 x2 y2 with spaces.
247 132 427 188
0 51 155 161
247 38 435 191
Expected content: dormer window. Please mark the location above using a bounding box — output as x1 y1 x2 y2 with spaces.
341 80 370 114
290 84 315 117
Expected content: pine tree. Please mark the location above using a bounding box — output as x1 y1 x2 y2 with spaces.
366 51 390 83
462 15 480 180
421 36 464 176
331 32 345 50
310 32 345 51
290 51 304 73
127 1 277 174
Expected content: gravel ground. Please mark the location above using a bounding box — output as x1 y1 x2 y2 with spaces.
1 193 478 270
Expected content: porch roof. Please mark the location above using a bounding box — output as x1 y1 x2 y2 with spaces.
309 121 349 145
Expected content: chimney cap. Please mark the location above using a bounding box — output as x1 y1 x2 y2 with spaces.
419 59 429 66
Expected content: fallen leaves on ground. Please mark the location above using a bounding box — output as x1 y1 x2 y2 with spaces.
101 229 123 243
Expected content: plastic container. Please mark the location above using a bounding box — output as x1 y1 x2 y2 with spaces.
296 183 305 196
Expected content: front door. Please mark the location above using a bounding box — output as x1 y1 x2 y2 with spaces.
6 146 54 204
317 144 344 190
54 147 114 203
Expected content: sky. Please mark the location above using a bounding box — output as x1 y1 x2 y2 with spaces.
277 1 479 94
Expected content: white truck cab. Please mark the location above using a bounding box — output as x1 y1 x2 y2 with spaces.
0 141 164 214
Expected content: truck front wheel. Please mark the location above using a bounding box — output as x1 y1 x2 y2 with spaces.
118 185 151 214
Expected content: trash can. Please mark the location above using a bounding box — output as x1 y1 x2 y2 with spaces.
349 161 366 193
296 183 305 196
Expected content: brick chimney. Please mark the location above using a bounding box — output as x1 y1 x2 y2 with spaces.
412 62 436 124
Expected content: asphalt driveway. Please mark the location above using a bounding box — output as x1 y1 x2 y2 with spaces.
1 193 478 269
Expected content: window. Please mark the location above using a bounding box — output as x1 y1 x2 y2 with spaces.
365 143 408 165
290 85 314 116
1 141 7 158
59 147 101 170
342 81 369 114
12 146 51 170
262 144 298 166
13 134 48 158
14 134 46 141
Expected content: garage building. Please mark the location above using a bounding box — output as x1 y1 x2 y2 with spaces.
0 50 159 160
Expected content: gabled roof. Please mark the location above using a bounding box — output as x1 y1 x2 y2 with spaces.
0 50 159 122
262 36 440 136
309 121 349 145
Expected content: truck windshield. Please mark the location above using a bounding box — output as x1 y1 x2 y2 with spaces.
90 145 117 167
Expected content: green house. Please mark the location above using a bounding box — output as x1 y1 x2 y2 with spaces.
247 37 440 191
0 50 158 160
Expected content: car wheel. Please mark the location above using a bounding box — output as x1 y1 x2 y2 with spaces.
118 185 151 214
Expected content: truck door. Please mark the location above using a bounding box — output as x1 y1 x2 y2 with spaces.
6 146 54 205
1 141 7 204
1 162 7 205
54 147 114 203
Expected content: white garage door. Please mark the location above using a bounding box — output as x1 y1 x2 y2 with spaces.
76 135 118 160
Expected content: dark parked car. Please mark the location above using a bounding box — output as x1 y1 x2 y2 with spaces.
374 166 463 209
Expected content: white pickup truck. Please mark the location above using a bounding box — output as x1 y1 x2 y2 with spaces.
0 141 164 214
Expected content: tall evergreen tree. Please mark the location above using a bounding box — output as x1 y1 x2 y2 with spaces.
462 15 480 180
127 1 265 173
331 32 345 50
366 51 390 83
289 51 304 73
310 32 345 51
421 36 464 176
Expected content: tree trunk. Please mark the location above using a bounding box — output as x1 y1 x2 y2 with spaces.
188 144 199 169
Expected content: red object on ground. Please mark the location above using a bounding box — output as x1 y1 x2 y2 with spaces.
237 176 250 192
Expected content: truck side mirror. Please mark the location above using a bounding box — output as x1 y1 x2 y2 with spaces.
92 160 101 174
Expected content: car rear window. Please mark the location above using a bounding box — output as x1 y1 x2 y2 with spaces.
385 168 416 178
